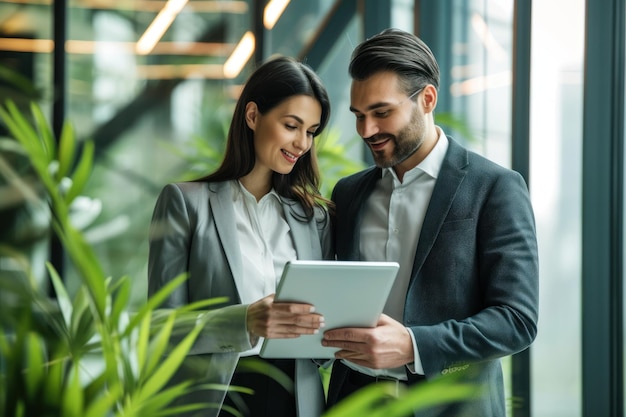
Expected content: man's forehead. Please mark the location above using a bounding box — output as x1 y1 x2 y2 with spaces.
350 72 404 109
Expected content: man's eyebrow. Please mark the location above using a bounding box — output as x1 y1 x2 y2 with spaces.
349 101 393 113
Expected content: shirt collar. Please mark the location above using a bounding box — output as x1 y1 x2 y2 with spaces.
232 179 281 205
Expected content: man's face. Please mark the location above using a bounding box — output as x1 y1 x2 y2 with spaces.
350 71 426 169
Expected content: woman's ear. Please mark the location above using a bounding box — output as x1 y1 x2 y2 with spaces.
245 101 258 130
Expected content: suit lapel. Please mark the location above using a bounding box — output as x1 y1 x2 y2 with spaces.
410 138 468 276
210 181 245 295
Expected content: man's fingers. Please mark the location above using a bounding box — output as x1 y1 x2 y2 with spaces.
323 328 367 342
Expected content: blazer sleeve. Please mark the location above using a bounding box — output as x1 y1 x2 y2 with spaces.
148 183 255 355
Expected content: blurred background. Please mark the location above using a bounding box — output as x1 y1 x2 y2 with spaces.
0 1 622 416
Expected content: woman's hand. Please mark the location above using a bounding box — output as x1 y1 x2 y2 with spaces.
247 294 325 339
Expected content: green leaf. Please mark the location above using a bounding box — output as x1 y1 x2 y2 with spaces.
385 384 481 416
320 373 483 417
30 102 56 159
176 297 230 313
153 402 215 417
137 320 203 403
24 333 45 400
321 383 402 417
69 286 94 349
83 372 110 406
43 350 65 408
62 366 84 417
84 383 122 417
130 381 192 416
236 357 293 392
47 262 73 326
54 225 107 319
122 272 188 339
0 328 9 355
135 312 151 380
142 313 176 378
56 120 76 181
65 140 94 205
110 276 131 328
0 101 49 176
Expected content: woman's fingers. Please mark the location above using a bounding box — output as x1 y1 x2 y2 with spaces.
247 296 325 338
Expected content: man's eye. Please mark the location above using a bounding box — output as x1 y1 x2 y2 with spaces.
374 110 390 117
355 114 365 121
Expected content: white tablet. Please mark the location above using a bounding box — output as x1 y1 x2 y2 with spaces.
259 260 400 359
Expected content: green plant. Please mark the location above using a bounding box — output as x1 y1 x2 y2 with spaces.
321 372 483 417
0 100 227 417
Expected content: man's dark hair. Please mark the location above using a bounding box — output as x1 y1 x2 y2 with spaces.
349 28 440 95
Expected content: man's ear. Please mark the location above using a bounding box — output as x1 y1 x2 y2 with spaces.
421 84 438 114
245 101 258 130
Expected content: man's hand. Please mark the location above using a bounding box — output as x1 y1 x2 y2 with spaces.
247 294 325 339
322 314 414 368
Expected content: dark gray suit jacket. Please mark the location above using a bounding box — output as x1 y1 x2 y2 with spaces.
148 180 332 417
330 137 539 416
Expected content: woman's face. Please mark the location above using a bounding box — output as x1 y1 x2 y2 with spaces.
246 94 322 176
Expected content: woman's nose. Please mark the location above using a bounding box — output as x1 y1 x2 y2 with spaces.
293 130 310 152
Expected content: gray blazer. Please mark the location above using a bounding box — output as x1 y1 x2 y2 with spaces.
148 180 332 417
329 137 539 416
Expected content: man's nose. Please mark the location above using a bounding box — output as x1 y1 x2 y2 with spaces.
358 117 379 139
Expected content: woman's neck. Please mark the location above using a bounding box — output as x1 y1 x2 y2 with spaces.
239 171 272 202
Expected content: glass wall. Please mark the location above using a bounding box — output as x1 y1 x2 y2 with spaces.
419 1 513 165
530 0 585 416
0 0 356 308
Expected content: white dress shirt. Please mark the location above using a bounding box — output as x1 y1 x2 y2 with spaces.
231 180 297 356
343 128 449 379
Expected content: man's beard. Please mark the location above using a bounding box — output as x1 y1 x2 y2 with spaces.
371 110 425 168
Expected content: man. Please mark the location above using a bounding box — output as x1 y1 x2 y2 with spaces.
322 28 539 416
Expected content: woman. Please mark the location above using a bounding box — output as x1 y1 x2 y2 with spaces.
148 56 332 417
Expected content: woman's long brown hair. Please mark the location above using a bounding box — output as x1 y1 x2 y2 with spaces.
195 56 332 220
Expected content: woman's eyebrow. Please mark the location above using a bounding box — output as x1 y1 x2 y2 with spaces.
285 114 320 128
285 114 304 124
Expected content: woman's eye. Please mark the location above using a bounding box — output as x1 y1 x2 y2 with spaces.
307 131 315 138
285 124 297 130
